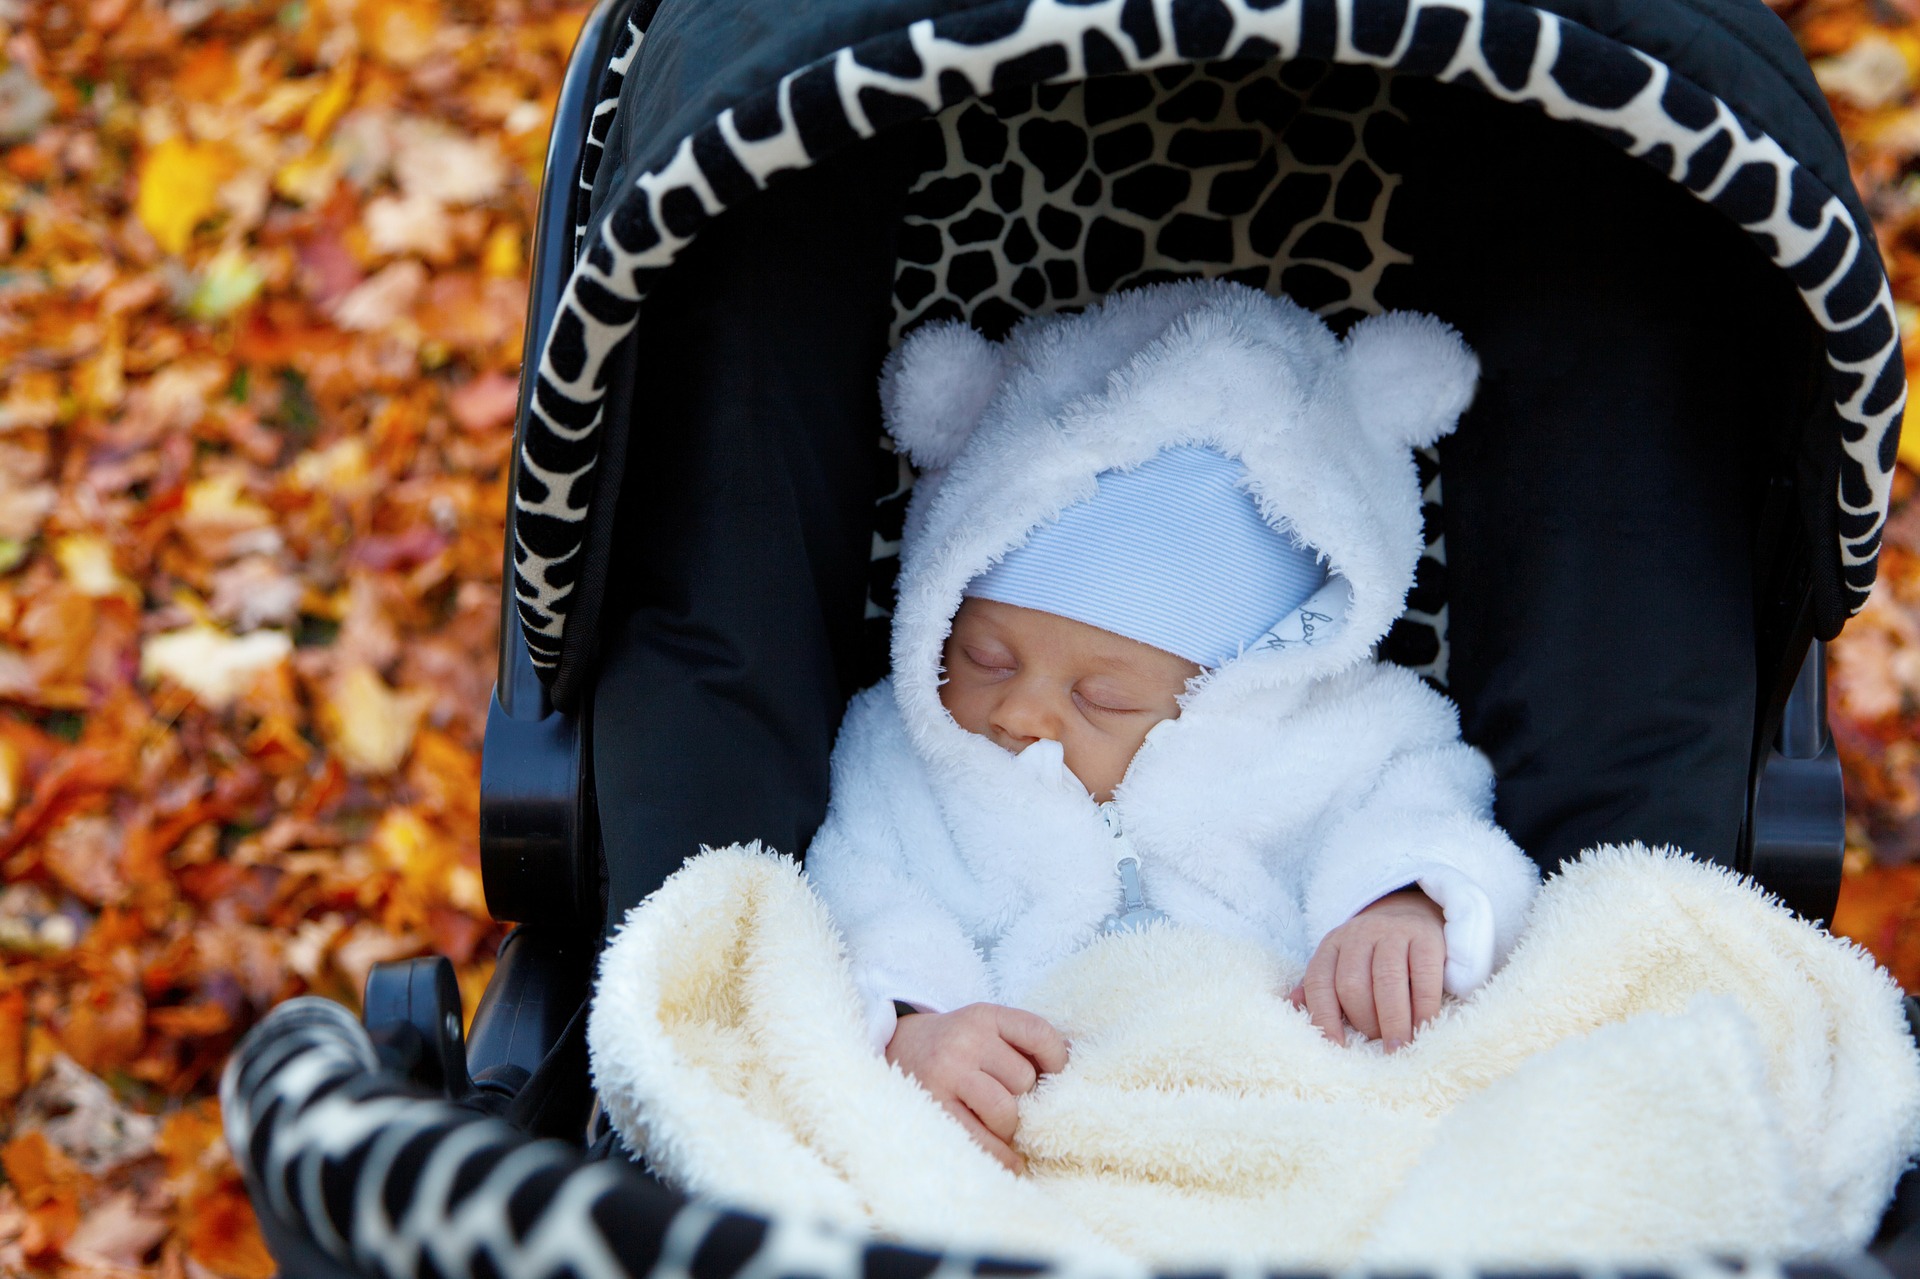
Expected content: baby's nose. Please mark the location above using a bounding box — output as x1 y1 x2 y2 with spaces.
990 690 1060 748
988 720 1045 752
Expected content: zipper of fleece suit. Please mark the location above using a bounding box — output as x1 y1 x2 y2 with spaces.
1099 802 1168 933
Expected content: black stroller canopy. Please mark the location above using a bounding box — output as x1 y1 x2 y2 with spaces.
512 0 1905 709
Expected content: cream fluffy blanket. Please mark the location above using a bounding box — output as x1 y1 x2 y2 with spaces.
588 845 1920 1268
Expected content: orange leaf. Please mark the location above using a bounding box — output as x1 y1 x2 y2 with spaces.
18 1191 78 1262
4 142 54 182
0 988 28 1103
146 1002 232 1039
183 1181 273 1279
1 1131 85 1259
1835 860 1920 989
1 1130 84 1207
0 745 128 860
61 979 146 1075
156 1101 225 1182
172 40 234 101
359 0 442 66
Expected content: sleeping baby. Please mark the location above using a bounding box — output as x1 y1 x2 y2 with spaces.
805 279 1542 1172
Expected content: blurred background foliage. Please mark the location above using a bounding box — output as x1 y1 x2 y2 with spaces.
0 0 582 1270
1791 0 1920 995
0 0 1916 1272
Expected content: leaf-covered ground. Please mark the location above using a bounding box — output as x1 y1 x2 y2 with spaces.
0 0 579 1270
1792 0 1920 995
0 0 1918 1273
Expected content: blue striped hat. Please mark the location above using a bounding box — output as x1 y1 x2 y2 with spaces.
964 446 1327 669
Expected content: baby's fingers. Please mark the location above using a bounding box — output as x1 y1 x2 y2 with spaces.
941 1098 1024 1174
1336 942 1381 1041
1299 945 1346 1046
957 1071 1021 1145
996 1007 1070 1075
1372 941 1413 1050
1410 929 1446 1030
982 1039 1040 1097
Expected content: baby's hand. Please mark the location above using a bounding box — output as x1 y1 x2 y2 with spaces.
1290 887 1445 1051
885 1002 1069 1173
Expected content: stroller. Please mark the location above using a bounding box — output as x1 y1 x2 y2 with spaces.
222 0 1920 1273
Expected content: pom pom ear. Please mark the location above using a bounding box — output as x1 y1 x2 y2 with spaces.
1341 312 1480 449
880 320 1008 470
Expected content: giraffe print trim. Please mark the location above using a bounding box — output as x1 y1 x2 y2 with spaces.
517 0 1904 703
571 9 647 266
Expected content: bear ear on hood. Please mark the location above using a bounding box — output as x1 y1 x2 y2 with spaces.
880 320 1009 470
1340 312 1480 450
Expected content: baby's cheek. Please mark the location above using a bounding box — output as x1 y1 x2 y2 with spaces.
1065 735 1134 801
939 682 992 741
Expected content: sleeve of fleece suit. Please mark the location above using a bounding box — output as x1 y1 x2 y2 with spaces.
1300 715 1541 996
804 686 996 1053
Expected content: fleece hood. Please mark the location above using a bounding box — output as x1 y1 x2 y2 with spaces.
883 279 1480 760
803 283 1533 1021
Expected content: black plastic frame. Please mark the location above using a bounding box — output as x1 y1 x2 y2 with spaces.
477 0 629 930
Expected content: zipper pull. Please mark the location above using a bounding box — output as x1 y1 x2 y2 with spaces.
1099 803 1169 934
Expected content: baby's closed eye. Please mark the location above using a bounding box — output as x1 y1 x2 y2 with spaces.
1073 685 1144 714
962 645 1015 673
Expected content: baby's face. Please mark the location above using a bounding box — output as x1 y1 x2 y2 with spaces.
938 597 1202 803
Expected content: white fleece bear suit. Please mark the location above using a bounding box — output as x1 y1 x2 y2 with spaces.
805 282 1543 1052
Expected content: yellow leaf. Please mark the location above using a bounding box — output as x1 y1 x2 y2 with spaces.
0 736 20 821
481 222 524 278
290 438 374 496
135 138 235 257
0 369 61 430
255 81 325 127
140 625 292 710
1901 394 1920 474
74 318 125 413
361 0 441 66
52 535 134 600
372 808 440 880
323 665 428 775
274 148 342 206
183 472 270 529
187 247 266 321
303 57 356 141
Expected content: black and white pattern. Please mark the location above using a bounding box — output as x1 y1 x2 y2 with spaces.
222 999 889 1279
225 997 1903 1279
869 63 1452 681
571 9 649 265
218 998 1148 1279
515 0 1905 699
887 63 1411 341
